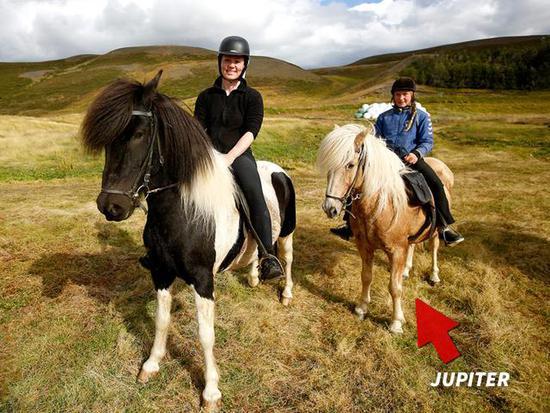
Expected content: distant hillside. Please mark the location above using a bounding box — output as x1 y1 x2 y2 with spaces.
0 45 325 115
350 35 550 90
350 35 546 65
1 36 549 115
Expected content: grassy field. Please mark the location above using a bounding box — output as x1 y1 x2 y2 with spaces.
0 79 549 413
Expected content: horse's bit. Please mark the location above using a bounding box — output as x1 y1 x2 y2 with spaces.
324 143 367 217
100 110 178 214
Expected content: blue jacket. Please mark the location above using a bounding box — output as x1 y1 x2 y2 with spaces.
374 106 433 159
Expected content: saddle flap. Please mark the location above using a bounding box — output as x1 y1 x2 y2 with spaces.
402 170 433 206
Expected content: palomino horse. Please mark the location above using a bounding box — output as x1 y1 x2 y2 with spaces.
317 124 454 334
81 71 296 411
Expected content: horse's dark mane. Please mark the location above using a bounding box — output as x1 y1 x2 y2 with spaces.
81 79 139 153
153 93 213 184
81 78 213 185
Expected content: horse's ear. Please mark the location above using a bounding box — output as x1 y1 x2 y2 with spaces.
143 70 163 105
354 131 366 150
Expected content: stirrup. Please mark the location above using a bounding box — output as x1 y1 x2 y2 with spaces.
258 254 285 283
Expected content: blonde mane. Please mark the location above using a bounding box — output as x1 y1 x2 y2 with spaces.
317 124 408 220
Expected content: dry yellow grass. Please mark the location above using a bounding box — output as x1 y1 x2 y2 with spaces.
0 107 549 412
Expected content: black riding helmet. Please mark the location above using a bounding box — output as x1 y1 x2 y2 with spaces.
218 36 250 79
391 77 416 94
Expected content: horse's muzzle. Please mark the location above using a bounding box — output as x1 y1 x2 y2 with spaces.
322 198 341 219
96 192 134 221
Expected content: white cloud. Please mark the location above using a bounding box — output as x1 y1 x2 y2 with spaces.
0 0 548 67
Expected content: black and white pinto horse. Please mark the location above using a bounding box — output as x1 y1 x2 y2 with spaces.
81 71 296 410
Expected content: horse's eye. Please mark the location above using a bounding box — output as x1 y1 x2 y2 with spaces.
134 131 145 140
346 162 355 170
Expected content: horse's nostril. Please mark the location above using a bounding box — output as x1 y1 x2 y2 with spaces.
108 203 122 216
329 207 337 218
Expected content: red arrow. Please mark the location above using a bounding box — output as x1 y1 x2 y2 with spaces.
416 298 460 364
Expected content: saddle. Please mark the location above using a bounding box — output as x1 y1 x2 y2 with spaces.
401 171 437 242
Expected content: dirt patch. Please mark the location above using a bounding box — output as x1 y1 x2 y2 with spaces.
19 70 51 82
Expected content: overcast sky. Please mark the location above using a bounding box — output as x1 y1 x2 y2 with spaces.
1 0 549 68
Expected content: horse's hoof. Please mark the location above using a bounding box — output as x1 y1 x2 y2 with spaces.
137 368 157 384
247 276 260 288
354 307 366 320
389 321 404 334
280 296 292 306
201 398 222 412
430 275 441 284
402 271 410 279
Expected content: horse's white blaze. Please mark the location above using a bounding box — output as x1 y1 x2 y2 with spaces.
194 289 221 404
142 288 172 373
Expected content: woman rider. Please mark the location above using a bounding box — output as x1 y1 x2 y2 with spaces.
331 77 464 246
194 36 284 281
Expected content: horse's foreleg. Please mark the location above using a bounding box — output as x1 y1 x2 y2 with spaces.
354 248 374 320
429 235 441 283
138 288 172 383
388 248 406 334
194 289 222 411
402 244 415 279
278 234 294 306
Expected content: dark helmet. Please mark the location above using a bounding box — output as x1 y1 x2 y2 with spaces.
391 77 416 94
218 36 250 79
218 36 250 57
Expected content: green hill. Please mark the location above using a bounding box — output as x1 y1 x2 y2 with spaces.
0 45 326 115
347 35 550 90
1 36 549 115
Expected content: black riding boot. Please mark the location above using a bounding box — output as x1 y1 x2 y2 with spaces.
259 254 285 283
329 205 353 241
439 226 464 247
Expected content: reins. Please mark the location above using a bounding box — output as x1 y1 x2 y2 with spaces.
100 110 178 214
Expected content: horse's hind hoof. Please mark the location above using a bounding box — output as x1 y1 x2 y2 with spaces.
201 398 222 412
280 296 292 306
137 368 157 384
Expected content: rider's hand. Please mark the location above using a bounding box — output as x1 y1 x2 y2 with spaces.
404 153 418 165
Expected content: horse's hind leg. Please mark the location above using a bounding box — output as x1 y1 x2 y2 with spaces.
402 244 415 279
429 235 441 284
278 233 294 306
354 247 374 320
194 287 222 411
388 248 407 334
138 288 172 383
247 257 260 287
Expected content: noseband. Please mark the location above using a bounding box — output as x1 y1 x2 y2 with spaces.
325 143 367 216
100 110 178 214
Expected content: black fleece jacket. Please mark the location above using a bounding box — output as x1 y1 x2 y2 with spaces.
194 77 264 154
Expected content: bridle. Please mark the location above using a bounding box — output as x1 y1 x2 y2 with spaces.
324 143 367 216
100 109 178 214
